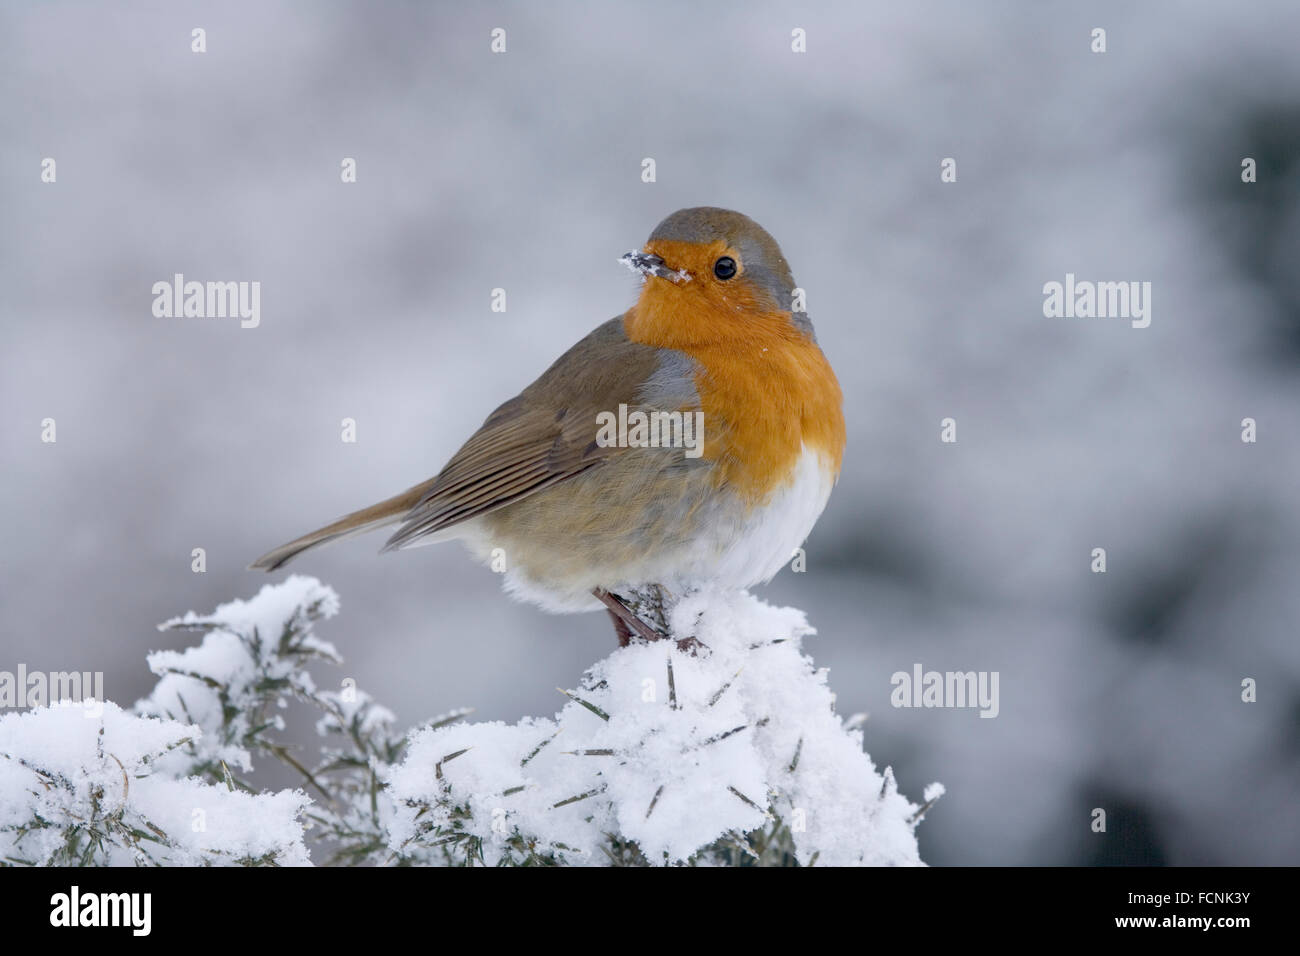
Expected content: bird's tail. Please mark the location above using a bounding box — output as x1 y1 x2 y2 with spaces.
249 478 437 572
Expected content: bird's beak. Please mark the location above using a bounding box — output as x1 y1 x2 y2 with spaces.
619 250 692 284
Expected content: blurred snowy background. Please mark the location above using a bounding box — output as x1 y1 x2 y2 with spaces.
2 0 1298 865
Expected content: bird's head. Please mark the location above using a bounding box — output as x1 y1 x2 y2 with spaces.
621 207 811 349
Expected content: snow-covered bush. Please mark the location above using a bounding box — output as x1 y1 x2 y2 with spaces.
0 701 310 866
0 577 935 866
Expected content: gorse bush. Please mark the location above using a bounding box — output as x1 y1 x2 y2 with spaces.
0 577 935 866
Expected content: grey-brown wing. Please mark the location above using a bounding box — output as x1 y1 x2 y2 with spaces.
382 317 665 550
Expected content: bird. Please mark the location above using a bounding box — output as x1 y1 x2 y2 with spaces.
251 207 845 647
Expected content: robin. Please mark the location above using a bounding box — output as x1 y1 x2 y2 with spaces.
251 207 845 647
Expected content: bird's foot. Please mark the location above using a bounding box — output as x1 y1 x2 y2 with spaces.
593 586 702 654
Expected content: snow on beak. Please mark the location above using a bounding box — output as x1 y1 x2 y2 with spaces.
619 250 692 284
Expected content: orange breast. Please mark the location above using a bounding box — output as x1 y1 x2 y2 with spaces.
624 291 845 507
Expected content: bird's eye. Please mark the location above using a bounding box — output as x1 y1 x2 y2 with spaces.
713 256 737 280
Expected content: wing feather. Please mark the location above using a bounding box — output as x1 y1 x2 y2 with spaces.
383 317 667 551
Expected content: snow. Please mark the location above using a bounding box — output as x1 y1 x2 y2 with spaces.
158 574 341 639
0 701 310 866
314 686 398 740
137 575 342 777
618 250 692 284
2 577 934 866
387 586 932 866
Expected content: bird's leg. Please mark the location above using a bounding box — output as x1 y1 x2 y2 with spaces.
593 587 663 644
632 584 703 653
640 584 671 634
606 607 634 648
592 586 703 655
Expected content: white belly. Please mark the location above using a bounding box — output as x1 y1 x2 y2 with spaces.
685 445 838 591
468 445 838 612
